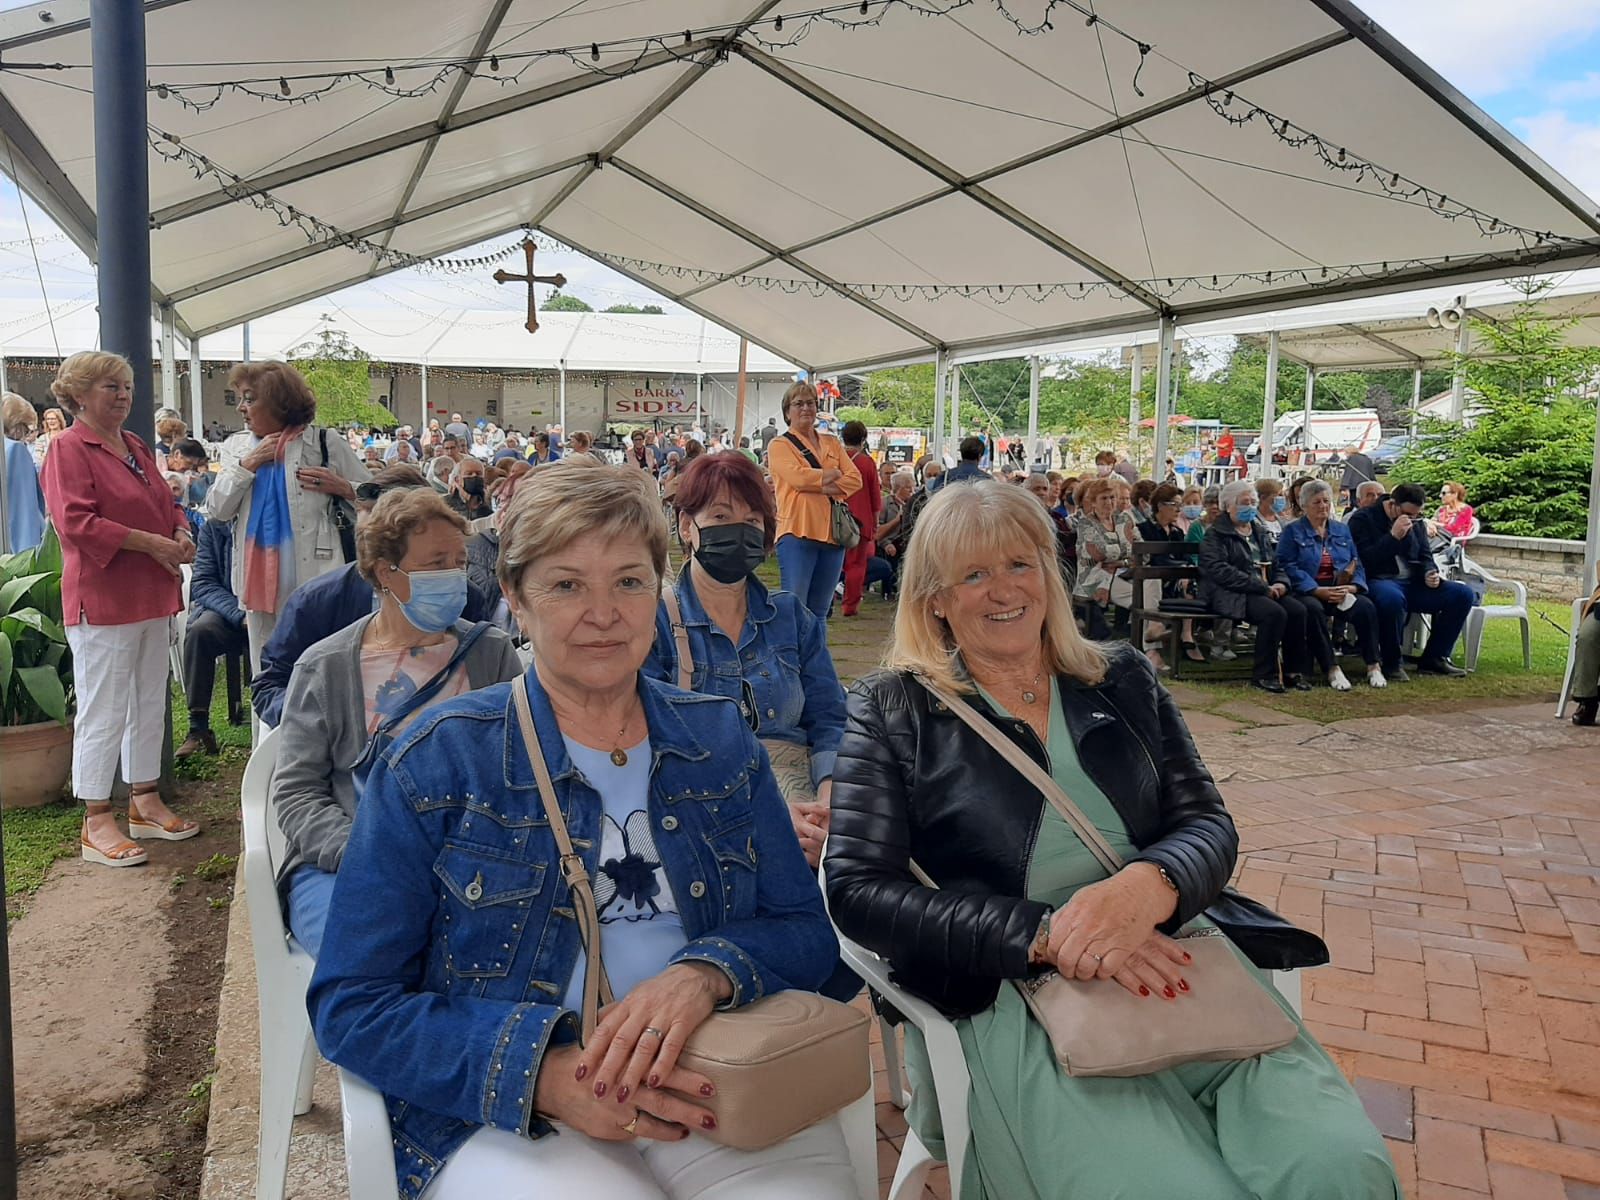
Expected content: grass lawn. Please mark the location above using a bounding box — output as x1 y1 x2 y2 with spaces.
1168 591 1577 722
3 682 252 916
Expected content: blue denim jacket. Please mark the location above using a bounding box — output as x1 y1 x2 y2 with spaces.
1275 516 1370 595
644 572 845 790
307 666 839 1199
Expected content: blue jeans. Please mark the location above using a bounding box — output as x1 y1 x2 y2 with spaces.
1367 577 1475 672
776 535 846 621
285 864 337 959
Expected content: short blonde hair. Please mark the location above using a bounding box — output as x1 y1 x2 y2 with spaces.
2 393 36 440
156 411 188 443
496 458 668 595
355 487 467 588
887 482 1106 692
50 351 133 415
781 381 817 421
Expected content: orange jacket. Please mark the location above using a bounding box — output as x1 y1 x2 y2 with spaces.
768 430 863 544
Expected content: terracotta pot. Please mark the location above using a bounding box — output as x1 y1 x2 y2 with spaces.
0 720 74 810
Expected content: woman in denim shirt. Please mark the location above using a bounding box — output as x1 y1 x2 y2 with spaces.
308 459 855 1200
1275 478 1387 691
645 454 846 868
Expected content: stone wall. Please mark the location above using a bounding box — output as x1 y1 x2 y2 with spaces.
1466 533 1588 598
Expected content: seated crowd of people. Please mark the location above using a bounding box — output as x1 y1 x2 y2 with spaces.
36 351 1529 1197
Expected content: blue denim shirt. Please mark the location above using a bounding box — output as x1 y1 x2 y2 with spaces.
1275 516 1370 595
307 666 838 1199
644 572 845 790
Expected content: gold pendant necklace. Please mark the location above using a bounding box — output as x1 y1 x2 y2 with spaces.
610 713 635 767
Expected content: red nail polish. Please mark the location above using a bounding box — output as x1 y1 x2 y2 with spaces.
594 1082 607 1098
575 1064 588 1081
699 1083 715 1097
702 1115 718 1130
1178 979 1190 992
1138 986 1150 997
1163 986 1176 999
1182 951 1192 963
648 1074 660 1089
617 1086 630 1102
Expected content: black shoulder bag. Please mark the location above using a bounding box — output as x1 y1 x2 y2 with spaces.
319 427 359 563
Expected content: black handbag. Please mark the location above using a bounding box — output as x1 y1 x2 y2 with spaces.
318 427 359 563
1203 889 1329 971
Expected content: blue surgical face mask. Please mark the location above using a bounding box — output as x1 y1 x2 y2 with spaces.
1234 505 1260 525
1181 505 1203 520
393 566 468 633
1272 496 1288 513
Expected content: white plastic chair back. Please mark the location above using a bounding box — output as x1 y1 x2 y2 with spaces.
240 729 320 1200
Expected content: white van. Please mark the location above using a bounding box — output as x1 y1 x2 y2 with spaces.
1247 409 1382 459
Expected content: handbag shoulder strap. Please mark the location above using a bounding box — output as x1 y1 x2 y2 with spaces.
661 583 694 691
510 681 614 1041
915 675 1125 877
782 430 824 470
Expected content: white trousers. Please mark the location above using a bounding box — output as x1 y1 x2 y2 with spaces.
245 608 279 677
65 616 172 799
425 1115 856 1200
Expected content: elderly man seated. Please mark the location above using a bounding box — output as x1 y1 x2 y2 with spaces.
177 517 249 756
1348 482 1472 681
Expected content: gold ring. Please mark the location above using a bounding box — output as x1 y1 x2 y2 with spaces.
623 1114 640 1134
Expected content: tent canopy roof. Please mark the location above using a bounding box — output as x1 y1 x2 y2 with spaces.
1 0 1597 372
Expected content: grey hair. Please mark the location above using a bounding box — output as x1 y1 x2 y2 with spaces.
1201 485 1221 504
1356 480 1385 499
1219 478 1258 510
1300 478 1334 505
890 469 915 490
449 458 480 485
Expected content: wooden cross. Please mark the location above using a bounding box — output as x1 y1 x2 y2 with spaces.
493 237 566 334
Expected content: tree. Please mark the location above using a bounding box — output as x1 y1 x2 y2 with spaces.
544 291 593 312
287 327 395 430
603 303 665 314
1394 280 1600 539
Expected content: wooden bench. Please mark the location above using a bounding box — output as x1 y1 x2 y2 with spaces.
1127 539 1237 678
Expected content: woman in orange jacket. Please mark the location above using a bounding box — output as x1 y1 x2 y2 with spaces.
766 382 862 619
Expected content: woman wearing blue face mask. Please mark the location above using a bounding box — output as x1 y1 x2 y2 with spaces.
1199 479 1320 694
270 487 523 957
644 453 847 870
1255 478 1290 544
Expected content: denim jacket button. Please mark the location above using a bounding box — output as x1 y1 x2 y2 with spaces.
662 815 679 831
689 881 707 898
766 708 776 718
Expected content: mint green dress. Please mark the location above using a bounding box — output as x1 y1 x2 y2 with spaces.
901 690 1400 1200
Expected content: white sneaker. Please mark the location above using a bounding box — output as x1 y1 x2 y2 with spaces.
1367 667 1387 689
1328 667 1352 692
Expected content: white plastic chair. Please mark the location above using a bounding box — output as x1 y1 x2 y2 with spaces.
240 728 321 1200
1557 595 1591 718
169 564 192 699
1462 565 1531 672
337 1046 883 1200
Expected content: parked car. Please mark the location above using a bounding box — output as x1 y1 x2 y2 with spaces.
1368 434 1414 470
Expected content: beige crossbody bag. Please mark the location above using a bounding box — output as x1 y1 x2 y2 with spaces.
916 677 1297 1077
510 683 868 1148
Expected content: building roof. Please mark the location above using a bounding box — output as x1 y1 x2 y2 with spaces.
0 0 1596 373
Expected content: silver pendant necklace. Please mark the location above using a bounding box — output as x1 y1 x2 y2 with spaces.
1021 671 1044 705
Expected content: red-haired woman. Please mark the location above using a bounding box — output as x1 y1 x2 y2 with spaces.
644 452 846 869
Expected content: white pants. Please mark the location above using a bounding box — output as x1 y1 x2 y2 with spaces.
245 609 279 677
65 616 172 799
425 1116 856 1200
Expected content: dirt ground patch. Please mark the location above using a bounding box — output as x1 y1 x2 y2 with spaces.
14 767 242 1200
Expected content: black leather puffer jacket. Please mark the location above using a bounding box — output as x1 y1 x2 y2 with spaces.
825 645 1316 1018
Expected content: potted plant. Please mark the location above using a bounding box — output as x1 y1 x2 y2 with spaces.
0 524 74 808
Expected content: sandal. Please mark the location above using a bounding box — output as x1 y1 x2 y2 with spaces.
128 795 201 842
81 821 149 868
1181 641 1206 664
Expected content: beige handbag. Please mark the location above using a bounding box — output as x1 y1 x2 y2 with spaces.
510 683 869 1148
918 678 1297 1077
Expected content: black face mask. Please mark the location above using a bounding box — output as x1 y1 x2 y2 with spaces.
693 522 767 584
462 476 486 498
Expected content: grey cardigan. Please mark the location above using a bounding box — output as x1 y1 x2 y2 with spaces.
271 614 524 885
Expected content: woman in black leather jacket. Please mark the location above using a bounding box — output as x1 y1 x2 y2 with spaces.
825 482 1398 1200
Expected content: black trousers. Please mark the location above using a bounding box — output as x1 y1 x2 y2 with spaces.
182 609 250 727
1235 592 1316 682
1318 593 1381 667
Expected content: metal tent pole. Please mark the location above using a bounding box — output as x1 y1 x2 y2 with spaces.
1259 331 1279 480
188 339 203 435
1152 316 1176 474
1585 399 1600 597
1410 367 1423 438
159 303 176 413
931 350 947 467
950 365 960 440
558 363 567 435
694 373 702 433
92 0 155 445
241 321 252 363
0 355 9 394
1027 356 1040 468
1302 366 1316 456
420 361 429 428
1128 345 1143 472
734 339 749 446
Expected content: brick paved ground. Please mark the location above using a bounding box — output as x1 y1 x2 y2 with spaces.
203 589 1599 1199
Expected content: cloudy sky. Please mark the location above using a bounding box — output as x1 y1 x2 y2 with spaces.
0 0 1596 333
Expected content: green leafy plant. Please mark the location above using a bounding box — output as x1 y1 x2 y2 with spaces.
0 524 72 727
287 326 397 431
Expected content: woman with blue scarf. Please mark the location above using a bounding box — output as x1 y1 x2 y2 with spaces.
206 361 370 669
271 487 521 956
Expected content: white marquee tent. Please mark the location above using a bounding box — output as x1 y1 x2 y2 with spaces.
0 0 1597 377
